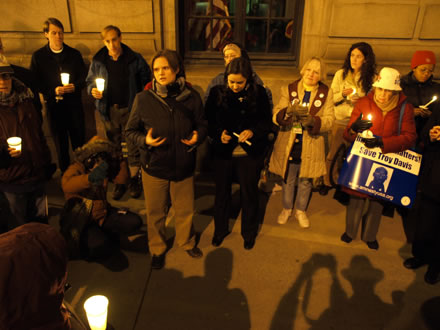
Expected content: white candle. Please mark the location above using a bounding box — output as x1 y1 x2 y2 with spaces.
233 132 252 146
60 73 70 86
84 295 108 330
422 95 437 108
96 78 105 92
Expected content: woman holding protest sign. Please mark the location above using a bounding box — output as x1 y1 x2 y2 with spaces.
269 57 334 228
341 67 416 250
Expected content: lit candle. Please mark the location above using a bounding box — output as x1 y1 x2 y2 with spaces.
233 132 252 146
367 114 372 121
84 295 109 330
422 95 437 108
60 73 70 86
96 78 105 92
352 88 357 95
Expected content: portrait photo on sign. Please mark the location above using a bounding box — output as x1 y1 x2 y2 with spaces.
365 164 393 193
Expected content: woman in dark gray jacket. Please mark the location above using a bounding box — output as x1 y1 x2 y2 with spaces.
125 49 207 270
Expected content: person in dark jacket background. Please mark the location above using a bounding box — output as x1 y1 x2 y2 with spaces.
126 49 207 270
30 17 87 173
205 57 272 250
400 50 440 147
86 25 151 200
403 109 440 285
0 54 52 229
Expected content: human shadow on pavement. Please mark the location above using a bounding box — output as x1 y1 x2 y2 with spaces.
135 248 250 330
270 254 404 329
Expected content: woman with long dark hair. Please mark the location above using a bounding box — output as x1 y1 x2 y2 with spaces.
205 57 272 250
321 42 376 194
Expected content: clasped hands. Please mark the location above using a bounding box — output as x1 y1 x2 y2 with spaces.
278 101 314 127
145 127 198 147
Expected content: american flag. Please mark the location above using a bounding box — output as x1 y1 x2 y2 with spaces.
205 0 232 50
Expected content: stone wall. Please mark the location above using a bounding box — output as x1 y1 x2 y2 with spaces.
301 0 440 77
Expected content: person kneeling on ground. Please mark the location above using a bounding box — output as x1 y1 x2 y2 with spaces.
60 137 142 260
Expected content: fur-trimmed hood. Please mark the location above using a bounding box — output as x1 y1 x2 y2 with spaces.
73 136 121 164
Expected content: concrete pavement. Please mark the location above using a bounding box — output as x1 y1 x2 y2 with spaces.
44 171 440 330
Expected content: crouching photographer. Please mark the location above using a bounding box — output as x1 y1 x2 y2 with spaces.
60 137 142 260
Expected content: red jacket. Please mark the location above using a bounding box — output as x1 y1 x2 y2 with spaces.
343 91 417 198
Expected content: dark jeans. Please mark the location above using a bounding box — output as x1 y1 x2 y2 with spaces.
103 105 139 168
49 104 85 172
412 195 440 268
214 156 262 241
2 184 47 229
83 207 142 259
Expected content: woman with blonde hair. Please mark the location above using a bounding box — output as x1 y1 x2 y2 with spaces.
269 57 334 228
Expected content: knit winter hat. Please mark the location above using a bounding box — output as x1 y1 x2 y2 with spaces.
0 54 14 75
411 50 436 69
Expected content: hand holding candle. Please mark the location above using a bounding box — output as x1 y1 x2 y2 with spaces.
233 132 252 145
361 114 374 138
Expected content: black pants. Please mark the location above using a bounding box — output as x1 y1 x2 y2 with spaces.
214 156 261 241
412 194 440 269
49 104 85 172
83 207 142 259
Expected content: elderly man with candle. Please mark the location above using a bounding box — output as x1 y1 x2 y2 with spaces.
0 54 53 229
341 67 416 250
31 17 87 173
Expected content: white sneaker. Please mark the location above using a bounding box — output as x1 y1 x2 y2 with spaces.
277 208 292 225
295 210 310 228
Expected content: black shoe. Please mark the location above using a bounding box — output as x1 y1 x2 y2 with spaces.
319 185 332 196
403 257 426 270
424 266 440 285
128 175 142 198
244 237 256 250
112 184 127 200
340 232 353 243
186 247 203 258
212 232 230 247
151 254 165 270
366 240 379 250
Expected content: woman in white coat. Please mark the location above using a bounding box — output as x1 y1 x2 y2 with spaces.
269 57 334 227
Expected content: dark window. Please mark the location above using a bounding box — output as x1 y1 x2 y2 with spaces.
180 0 304 64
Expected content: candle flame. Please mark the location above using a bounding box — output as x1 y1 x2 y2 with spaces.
367 114 372 121
352 88 356 95
434 96 437 101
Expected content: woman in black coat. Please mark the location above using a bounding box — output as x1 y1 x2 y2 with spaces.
205 57 272 250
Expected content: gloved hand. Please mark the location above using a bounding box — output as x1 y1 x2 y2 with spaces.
276 108 294 126
363 136 383 148
300 114 315 128
350 113 372 133
288 102 309 119
88 161 109 185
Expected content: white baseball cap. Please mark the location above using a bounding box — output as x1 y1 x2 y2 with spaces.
372 67 402 91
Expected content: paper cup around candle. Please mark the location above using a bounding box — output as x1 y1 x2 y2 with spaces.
96 78 105 92
84 295 108 330
367 114 372 121
60 73 70 86
7 137 22 151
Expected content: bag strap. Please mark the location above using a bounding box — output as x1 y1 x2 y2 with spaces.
397 101 407 135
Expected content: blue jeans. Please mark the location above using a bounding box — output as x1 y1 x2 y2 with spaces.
282 162 312 211
2 184 47 229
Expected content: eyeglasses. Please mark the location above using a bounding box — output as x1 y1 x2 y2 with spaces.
0 73 11 80
224 55 238 60
416 67 434 74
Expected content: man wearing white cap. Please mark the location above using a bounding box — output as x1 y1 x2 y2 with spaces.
340 67 416 250
0 54 52 229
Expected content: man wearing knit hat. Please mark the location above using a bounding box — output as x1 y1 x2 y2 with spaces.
400 50 440 144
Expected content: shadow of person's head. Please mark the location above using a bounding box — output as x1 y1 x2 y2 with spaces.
205 248 233 283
